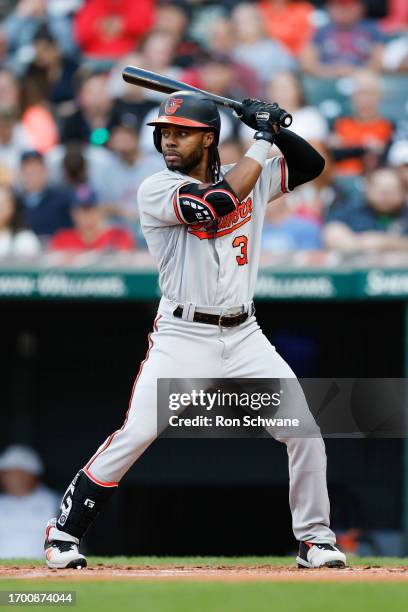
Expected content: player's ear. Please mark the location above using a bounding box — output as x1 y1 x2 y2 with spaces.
203 131 215 148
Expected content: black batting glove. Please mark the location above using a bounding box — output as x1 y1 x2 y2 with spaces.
240 99 287 133
240 98 268 130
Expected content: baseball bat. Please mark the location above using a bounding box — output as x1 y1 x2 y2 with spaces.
122 65 293 128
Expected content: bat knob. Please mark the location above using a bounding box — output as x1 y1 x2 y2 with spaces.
280 112 293 128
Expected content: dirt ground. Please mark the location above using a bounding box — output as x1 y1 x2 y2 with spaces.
1 564 408 582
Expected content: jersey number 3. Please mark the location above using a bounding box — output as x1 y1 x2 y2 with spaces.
232 235 248 266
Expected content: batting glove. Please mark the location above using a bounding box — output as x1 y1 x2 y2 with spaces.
240 99 287 133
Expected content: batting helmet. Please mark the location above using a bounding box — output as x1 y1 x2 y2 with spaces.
147 91 221 153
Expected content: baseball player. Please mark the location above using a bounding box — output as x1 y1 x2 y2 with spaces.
44 92 346 570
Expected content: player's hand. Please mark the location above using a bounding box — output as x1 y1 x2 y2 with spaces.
240 99 288 133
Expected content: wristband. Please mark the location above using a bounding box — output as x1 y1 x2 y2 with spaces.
244 139 271 168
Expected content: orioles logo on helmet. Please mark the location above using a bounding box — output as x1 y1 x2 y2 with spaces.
165 98 183 115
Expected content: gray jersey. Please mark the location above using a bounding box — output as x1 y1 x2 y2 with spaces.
137 156 290 307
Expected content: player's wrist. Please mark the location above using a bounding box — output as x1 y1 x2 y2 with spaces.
254 131 276 144
244 138 272 167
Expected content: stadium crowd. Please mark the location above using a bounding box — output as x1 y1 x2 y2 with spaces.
0 0 406 256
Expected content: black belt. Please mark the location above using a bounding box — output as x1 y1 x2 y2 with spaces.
173 304 254 327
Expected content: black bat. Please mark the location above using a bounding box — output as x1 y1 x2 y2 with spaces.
122 65 293 128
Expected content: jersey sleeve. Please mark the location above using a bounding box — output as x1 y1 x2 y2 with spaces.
137 172 197 229
260 155 291 204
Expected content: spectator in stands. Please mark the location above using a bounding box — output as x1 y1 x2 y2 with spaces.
109 52 160 129
0 445 59 559
257 0 316 56
20 55 59 154
0 185 40 257
270 72 329 143
154 2 202 69
208 16 235 56
231 3 296 86
60 71 120 145
388 140 408 194
300 0 385 78
19 150 73 238
138 31 183 101
3 0 77 68
197 50 259 103
187 0 227 47
24 26 78 118
197 53 236 98
0 69 21 114
207 17 261 97
323 168 408 250
0 107 32 182
331 70 394 176
262 194 322 252
74 0 154 60
46 140 117 205
50 184 135 251
106 122 163 232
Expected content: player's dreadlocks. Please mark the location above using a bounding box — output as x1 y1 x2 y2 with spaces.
208 137 221 182
206 134 221 238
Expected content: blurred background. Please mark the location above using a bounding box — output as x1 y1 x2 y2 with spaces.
0 0 407 559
